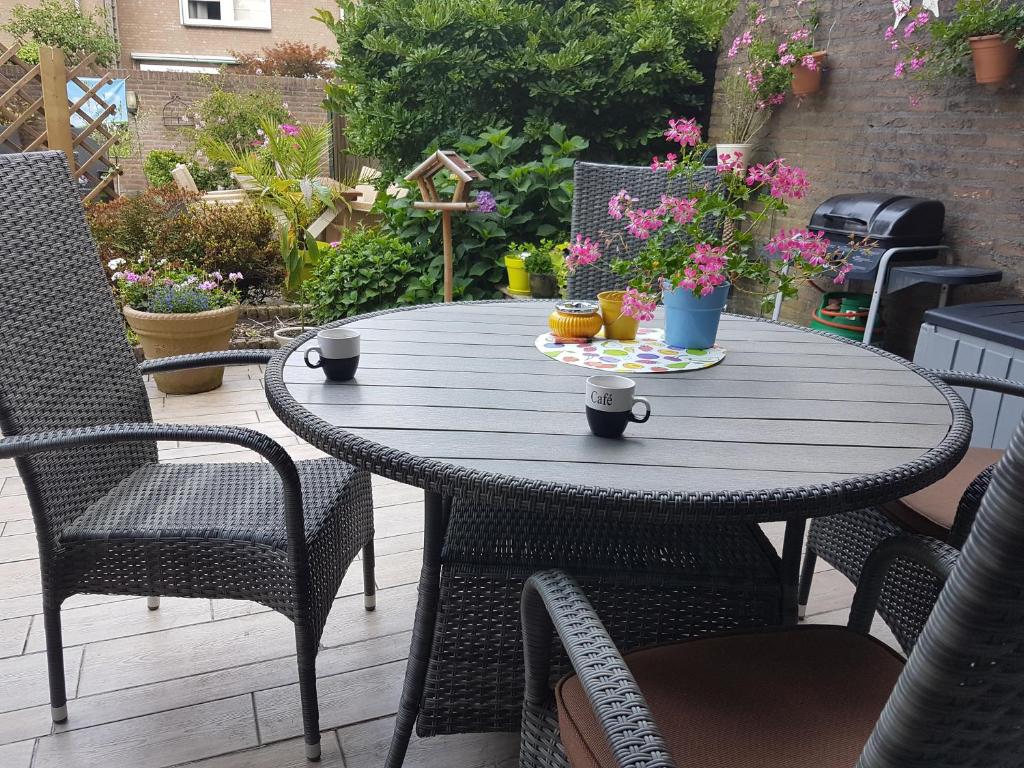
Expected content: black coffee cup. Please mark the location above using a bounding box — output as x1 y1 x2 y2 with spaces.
304 328 360 382
585 375 651 438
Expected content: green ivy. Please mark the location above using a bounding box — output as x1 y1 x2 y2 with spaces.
318 0 733 177
306 228 417 322
377 124 585 303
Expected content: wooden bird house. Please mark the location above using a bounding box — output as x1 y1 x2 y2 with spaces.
404 150 487 302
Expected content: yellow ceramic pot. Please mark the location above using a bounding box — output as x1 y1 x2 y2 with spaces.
548 301 603 339
505 254 531 296
598 290 640 341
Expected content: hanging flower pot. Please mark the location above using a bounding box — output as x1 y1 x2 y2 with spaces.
968 35 1018 84
791 51 828 96
661 281 730 350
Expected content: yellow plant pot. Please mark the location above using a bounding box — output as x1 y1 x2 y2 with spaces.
505 255 531 296
598 290 640 341
124 304 240 395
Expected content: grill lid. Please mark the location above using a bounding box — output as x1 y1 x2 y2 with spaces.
809 193 945 247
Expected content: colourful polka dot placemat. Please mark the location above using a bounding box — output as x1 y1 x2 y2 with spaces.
534 327 726 373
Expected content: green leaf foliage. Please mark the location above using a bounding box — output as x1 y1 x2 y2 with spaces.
306 228 417 321
928 0 1024 77
4 0 118 65
377 124 584 302
321 0 734 176
142 150 233 192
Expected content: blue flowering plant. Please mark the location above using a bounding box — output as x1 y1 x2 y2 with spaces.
108 252 242 314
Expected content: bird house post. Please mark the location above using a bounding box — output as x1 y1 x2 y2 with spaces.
405 150 485 303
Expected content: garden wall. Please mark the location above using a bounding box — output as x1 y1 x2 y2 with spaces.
710 0 1024 357
112 70 330 192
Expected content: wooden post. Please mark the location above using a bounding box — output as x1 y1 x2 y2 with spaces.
442 210 453 303
38 46 75 175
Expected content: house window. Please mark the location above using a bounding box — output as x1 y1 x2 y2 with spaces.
181 0 271 29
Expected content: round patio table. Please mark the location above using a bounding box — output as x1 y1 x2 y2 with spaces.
264 300 969 768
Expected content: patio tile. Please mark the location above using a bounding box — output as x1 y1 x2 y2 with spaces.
0 477 25 497
0 647 83 713
0 704 50 747
51 631 410 736
0 616 30 658
0 738 35 768
0 496 31 522
169 732 344 767
2 519 35 536
24 597 214 653
0 533 40 564
0 558 40 601
32 694 258 768
338 715 520 768
0 594 135 623
254 659 406 742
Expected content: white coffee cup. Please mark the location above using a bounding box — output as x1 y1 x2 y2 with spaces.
585 375 651 438
305 328 360 381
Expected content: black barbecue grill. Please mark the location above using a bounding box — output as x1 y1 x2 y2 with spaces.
774 192 1002 345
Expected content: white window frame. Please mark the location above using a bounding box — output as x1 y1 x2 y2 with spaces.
179 0 272 30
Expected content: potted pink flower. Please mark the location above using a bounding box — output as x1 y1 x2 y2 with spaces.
111 253 243 394
566 117 856 350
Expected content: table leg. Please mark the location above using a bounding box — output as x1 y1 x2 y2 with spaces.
385 490 446 768
780 519 807 625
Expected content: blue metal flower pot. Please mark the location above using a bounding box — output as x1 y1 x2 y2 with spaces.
661 282 730 349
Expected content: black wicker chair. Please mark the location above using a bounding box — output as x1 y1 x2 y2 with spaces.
519 416 1024 767
798 371 1024 653
0 152 375 761
567 162 721 300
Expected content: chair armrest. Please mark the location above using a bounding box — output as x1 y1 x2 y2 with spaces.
847 534 958 635
930 370 1024 399
0 422 308 574
138 349 274 375
522 570 677 768
949 464 995 548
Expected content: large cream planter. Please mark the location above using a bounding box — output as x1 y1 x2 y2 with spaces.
124 304 240 395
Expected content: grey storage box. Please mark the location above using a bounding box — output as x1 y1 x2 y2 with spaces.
914 301 1024 448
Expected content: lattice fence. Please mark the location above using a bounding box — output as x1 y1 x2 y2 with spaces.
0 43 120 202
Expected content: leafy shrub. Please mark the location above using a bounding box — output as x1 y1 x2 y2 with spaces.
232 41 332 78
928 0 1024 78
4 0 118 65
142 150 234 192
307 229 416 321
192 203 283 299
189 85 290 155
319 0 731 176
379 124 585 302
87 191 281 299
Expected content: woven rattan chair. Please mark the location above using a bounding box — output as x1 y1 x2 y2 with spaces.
567 162 721 300
520 419 1024 768
798 371 1024 653
0 151 375 761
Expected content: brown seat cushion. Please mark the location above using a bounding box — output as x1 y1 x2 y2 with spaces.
556 626 904 768
883 447 1002 539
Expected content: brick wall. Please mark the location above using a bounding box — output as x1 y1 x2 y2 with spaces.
710 0 1024 357
112 69 329 191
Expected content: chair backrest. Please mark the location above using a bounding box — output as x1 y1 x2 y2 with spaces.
860 415 1024 767
0 152 156 543
567 162 721 300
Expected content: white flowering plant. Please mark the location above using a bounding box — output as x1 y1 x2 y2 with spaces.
108 253 242 314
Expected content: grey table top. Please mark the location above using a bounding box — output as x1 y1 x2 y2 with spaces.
266 301 969 521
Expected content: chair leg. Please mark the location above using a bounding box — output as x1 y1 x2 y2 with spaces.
362 539 376 611
147 596 161 611
295 624 321 761
797 547 817 620
42 603 68 722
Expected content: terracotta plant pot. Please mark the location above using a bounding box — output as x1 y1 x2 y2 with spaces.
969 35 1018 84
791 51 827 96
125 304 240 395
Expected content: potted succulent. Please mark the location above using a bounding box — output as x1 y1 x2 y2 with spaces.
111 254 243 394
522 242 560 298
565 117 859 350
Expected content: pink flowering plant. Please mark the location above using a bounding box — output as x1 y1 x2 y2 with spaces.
567 117 855 319
727 2 825 107
109 252 242 314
